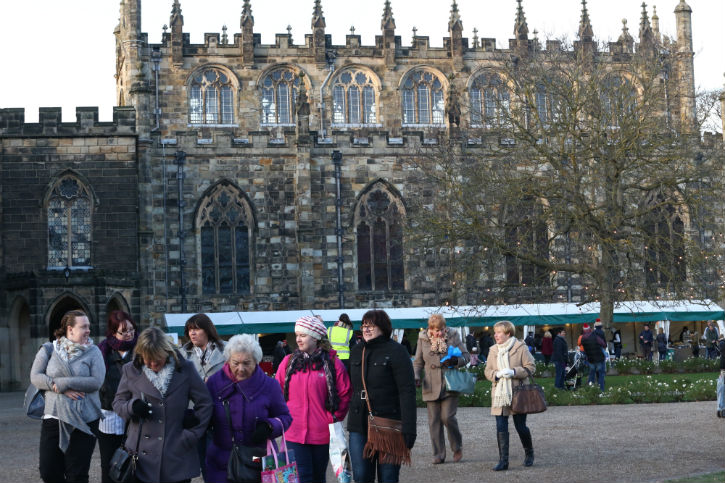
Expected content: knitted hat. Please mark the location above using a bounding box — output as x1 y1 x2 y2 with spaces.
295 316 327 340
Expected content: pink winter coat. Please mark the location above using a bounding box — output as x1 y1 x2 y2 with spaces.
275 350 352 445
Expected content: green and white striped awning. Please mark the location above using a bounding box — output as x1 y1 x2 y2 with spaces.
163 300 724 335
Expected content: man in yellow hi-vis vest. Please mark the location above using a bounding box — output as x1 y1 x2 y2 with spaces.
327 313 354 373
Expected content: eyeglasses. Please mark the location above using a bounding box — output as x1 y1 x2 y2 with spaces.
117 328 135 336
361 322 376 330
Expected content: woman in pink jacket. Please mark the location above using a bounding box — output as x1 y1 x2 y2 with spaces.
276 316 352 483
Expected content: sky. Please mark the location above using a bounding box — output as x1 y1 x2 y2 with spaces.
0 0 723 122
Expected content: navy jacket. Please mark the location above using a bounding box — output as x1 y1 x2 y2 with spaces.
551 335 568 364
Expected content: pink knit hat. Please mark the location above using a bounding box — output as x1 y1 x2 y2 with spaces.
295 315 327 340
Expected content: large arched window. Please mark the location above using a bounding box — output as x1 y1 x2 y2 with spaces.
196 182 255 294
332 69 377 125
470 73 510 128
189 67 235 124
504 198 548 288
401 69 445 126
355 183 405 291
260 67 300 125
644 194 686 287
47 175 92 268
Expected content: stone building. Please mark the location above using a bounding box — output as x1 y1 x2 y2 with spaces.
1 0 722 389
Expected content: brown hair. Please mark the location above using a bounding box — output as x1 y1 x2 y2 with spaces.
54 310 88 340
184 313 223 345
106 310 137 337
133 327 180 369
427 314 446 330
362 310 393 338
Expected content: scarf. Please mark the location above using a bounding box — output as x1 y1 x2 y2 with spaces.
493 337 516 409
428 329 448 355
142 356 176 397
56 336 93 362
98 334 138 369
283 348 340 414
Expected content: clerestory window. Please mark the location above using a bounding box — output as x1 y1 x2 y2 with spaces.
332 70 377 125
261 68 300 125
401 70 445 126
47 176 92 268
189 68 235 125
470 73 510 128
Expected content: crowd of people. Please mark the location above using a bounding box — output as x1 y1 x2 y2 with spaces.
30 308 723 483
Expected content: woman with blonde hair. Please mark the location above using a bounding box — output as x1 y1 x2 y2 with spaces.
484 320 537 471
413 313 470 464
113 327 212 483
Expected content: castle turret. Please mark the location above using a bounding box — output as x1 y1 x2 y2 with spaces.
381 0 396 68
674 0 696 134
240 0 254 65
170 0 184 65
115 0 143 108
448 1 464 71
311 0 327 64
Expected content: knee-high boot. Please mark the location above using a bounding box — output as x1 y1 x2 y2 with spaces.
492 431 509 471
519 428 534 467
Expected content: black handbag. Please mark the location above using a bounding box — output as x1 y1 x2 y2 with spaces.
109 418 144 483
224 399 264 483
511 367 547 414
24 344 53 419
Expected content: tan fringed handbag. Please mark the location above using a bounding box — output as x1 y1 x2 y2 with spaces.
361 347 411 466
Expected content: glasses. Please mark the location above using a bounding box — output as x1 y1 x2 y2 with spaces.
117 328 135 336
361 322 376 330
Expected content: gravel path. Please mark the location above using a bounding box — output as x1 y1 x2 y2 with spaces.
3 391 722 482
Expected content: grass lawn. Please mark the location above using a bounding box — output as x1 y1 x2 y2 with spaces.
664 471 725 483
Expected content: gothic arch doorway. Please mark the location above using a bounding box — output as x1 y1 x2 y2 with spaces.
46 295 86 341
5 297 32 390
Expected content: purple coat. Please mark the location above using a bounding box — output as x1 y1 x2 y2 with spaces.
205 365 292 483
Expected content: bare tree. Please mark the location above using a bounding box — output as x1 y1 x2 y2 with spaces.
406 42 723 327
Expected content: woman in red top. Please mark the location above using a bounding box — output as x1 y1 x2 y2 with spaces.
541 331 553 365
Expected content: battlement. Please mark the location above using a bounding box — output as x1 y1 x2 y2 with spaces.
0 107 136 137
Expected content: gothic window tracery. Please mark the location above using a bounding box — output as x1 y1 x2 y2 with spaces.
47 176 92 268
401 69 445 126
355 184 405 291
196 183 254 295
600 75 636 128
504 198 548 288
332 69 377 125
643 194 686 287
469 73 510 128
189 68 235 125
260 67 300 125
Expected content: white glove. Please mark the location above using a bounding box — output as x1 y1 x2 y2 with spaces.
495 370 503 378
500 368 515 378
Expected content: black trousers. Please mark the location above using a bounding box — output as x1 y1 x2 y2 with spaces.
97 431 125 483
39 418 99 483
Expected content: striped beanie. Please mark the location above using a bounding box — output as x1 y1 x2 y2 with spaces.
295 316 327 340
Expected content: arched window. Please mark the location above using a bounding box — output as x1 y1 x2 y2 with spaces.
644 195 686 287
196 183 255 294
355 184 405 291
47 175 92 268
600 75 636 128
504 198 548 287
401 69 445 126
332 70 377 125
470 73 510 128
189 68 235 124
260 68 300 125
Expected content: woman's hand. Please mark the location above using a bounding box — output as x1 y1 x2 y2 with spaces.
63 390 85 400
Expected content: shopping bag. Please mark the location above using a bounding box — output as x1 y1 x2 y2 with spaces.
261 427 298 483
328 421 352 483
444 369 476 394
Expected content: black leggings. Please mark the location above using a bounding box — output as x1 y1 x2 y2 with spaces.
97 431 125 483
495 414 528 435
39 418 99 483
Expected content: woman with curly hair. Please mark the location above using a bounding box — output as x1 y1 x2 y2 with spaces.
275 316 351 483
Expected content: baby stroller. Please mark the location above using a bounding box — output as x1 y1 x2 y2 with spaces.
564 351 588 390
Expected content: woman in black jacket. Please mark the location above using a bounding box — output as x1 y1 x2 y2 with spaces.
96 310 138 483
347 310 416 483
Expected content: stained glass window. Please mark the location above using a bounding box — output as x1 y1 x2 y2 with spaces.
470 73 510 128
260 68 299 125
47 176 92 268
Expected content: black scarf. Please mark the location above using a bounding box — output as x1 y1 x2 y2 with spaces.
97 334 138 369
284 348 340 415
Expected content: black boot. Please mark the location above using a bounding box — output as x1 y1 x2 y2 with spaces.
519 428 534 467
492 431 509 471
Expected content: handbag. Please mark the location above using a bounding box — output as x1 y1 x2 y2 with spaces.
261 419 298 483
224 399 265 483
109 419 143 483
444 369 476 394
511 367 547 414
361 347 411 466
24 344 53 419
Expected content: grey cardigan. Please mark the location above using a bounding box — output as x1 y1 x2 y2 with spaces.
30 341 105 451
181 340 226 381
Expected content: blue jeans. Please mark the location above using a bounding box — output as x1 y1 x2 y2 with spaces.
495 414 528 435
717 373 725 411
554 361 567 389
286 441 329 483
349 431 401 483
587 361 606 391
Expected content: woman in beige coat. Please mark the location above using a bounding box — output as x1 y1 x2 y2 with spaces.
484 320 536 471
413 314 470 464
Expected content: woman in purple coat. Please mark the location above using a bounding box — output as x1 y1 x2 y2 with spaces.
205 334 292 483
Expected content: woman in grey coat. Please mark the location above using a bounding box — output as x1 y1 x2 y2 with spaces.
30 309 105 483
113 327 213 483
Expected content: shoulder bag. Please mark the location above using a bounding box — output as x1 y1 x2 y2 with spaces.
24 344 54 419
108 418 143 483
511 367 547 414
444 369 476 394
224 399 265 483
361 347 411 466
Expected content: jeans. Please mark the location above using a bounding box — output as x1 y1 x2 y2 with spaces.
495 414 528 435
349 431 401 483
587 361 606 391
707 347 719 360
659 350 667 361
642 345 653 361
554 361 567 389
717 373 725 411
286 441 329 483
613 346 622 359
39 418 99 483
